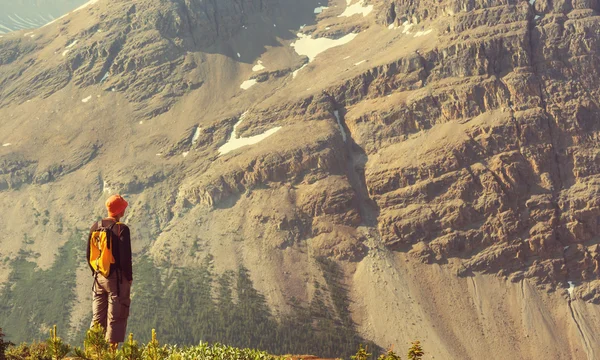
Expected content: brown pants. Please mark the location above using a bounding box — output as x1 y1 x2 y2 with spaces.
91 272 131 343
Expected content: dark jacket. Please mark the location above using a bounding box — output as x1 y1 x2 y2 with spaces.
86 218 133 281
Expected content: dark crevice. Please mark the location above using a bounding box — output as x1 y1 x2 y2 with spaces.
414 51 432 87
324 93 380 229
567 298 594 359
93 35 126 84
497 77 522 147
525 8 564 191
178 1 199 48
526 4 593 357
525 4 570 258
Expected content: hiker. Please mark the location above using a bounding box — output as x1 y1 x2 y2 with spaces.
87 194 133 349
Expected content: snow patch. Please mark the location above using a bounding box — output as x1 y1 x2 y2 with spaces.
252 60 266 72
333 110 347 142
240 79 257 90
82 96 92 103
8 15 27 27
529 0 536 4
338 0 373 17
314 6 329 14
62 40 78 56
218 113 282 155
100 72 109 83
535 15 541 20
102 181 112 193
291 33 358 62
0 24 13 33
402 21 414 34
237 52 241 58
13 14 38 28
354 60 366 66
343 55 351 59
2 143 12 147
182 151 189 158
292 64 307 78
139 121 143 124
191 126 202 146
388 24 395 29
414 29 433 37
568 281 575 297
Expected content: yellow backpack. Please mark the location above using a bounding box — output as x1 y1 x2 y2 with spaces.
89 221 117 277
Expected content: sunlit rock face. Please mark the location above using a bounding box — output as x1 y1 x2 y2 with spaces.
1 0 600 357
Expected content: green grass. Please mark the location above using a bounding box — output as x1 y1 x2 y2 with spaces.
2 325 424 360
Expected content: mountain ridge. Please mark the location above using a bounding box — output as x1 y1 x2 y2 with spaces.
1 0 600 358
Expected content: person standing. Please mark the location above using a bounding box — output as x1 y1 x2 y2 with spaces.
86 194 133 349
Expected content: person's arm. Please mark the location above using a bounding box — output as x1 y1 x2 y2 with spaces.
119 226 133 282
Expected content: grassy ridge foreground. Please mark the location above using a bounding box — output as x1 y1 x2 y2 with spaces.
0 325 425 360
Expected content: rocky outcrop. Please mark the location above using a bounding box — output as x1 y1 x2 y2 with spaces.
184 121 347 208
34 143 99 184
0 0 275 116
329 0 600 298
0 155 36 191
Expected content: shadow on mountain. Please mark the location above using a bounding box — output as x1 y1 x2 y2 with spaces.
111 255 379 358
158 0 324 63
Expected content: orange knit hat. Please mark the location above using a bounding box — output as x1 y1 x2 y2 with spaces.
106 194 128 217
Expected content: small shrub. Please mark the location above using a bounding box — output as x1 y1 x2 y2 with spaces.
71 347 88 360
378 349 401 360
121 334 142 360
84 323 109 360
407 341 423 360
46 325 70 360
142 330 167 360
5 342 50 360
351 345 371 360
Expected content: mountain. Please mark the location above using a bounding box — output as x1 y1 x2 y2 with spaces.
1 0 600 358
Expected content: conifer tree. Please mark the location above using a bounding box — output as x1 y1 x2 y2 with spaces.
84 323 109 360
351 345 371 360
46 325 70 360
143 329 167 360
407 341 424 360
121 333 142 360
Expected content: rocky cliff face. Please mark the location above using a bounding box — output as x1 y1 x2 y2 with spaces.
1 0 600 357
0 0 279 116
365 0 600 301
